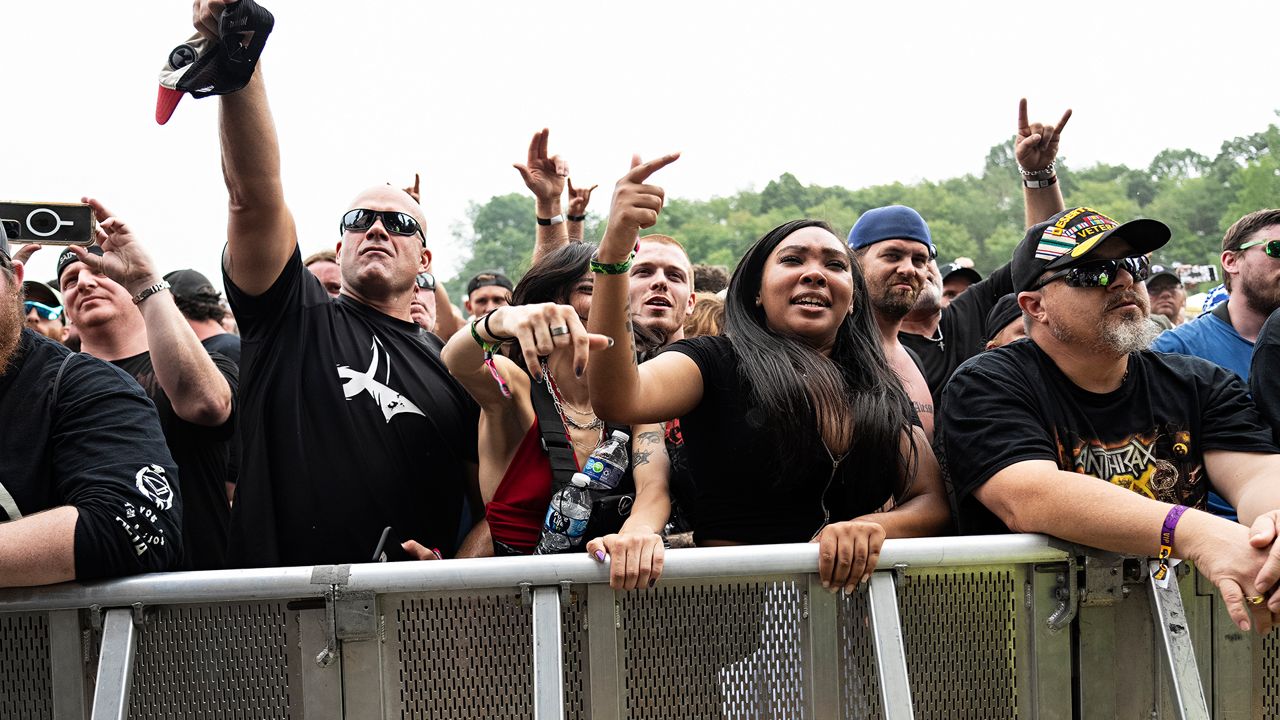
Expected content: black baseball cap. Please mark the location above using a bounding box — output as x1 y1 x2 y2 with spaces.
156 0 275 124
22 281 61 309
56 245 104 283
985 293 1023 341
163 269 221 302
466 271 514 296
1146 265 1181 287
939 262 982 285
1012 207 1170 293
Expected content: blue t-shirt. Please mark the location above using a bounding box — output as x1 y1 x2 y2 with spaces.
1151 307 1253 520
1152 311 1253 381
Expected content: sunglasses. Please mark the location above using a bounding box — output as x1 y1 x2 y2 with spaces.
415 272 436 291
1236 239 1280 258
340 209 425 244
1032 256 1151 291
24 300 63 321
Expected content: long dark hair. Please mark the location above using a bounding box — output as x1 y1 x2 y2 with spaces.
507 243 595 371
724 219 919 504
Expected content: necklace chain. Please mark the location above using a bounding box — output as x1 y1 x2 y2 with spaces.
540 361 604 431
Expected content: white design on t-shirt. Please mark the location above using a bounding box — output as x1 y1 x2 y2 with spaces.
336 335 426 423
0 482 22 521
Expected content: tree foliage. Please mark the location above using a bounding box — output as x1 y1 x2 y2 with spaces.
448 121 1280 292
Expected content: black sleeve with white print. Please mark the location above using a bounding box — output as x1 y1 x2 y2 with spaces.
41 346 184 578
0 333 186 576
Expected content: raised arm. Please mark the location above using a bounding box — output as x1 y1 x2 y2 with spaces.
586 154 704 425
75 198 233 426
1017 98 1069 228
197 1 297 295
514 129 570 264
566 178 598 242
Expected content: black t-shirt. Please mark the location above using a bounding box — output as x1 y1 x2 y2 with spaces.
224 246 479 567
900 262 1012 403
1251 308 1280 445
202 333 241 366
0 329 183 579
941 339 1277 534
664 335 895 544
111 350 237 570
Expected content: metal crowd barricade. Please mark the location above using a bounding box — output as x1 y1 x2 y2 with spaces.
0 535 1276 719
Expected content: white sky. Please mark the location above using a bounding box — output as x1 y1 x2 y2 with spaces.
5 1 1278 299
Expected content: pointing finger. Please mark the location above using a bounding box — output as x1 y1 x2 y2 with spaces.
1017 98 1030 133
627 152 681 184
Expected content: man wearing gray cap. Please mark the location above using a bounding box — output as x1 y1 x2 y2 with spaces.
942 207 1280 633
21 280 68 343
0 220 183 585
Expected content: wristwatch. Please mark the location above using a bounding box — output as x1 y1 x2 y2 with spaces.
415 272 436 292
132 280 171 305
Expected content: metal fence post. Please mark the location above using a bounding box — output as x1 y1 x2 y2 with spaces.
89 608 138 720
1147 562 1210 720
49 609 88 720
804 575 839 718
585 583 622 720
867 572 914 719
532 585 565 720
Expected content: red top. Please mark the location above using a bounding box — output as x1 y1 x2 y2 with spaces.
486 422 576 554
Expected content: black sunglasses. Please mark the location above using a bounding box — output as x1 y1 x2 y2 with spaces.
340 209 425 244
415 272 435 291
1237 239 1280 258
1032 256 1151 291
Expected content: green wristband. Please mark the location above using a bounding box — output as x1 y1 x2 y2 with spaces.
590 251 635 275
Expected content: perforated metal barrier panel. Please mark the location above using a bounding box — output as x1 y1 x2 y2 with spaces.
393 591 534 718
1264 631 1279 719
561 590 587 720
838 584 884 720
617 578 807 720
0 612 53 720
897 567 1018 720
125 602 292 720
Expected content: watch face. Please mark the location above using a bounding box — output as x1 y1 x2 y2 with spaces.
416 272 436 291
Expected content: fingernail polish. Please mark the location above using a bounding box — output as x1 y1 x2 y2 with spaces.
594 550 605 562
648 578 656 588
575 364 584 378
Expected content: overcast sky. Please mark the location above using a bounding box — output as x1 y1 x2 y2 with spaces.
5 1 1278 299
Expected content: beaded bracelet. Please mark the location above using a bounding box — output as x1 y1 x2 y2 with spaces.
590 250 635 275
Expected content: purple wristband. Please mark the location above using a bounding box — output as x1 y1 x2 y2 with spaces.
1154 505 1188 581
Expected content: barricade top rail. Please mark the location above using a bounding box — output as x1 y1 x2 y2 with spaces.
0 534 1070 613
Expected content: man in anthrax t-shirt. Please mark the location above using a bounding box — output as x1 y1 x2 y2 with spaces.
200 14 481 567
943 207 1280 633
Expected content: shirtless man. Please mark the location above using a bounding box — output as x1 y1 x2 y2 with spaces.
848 205 939 439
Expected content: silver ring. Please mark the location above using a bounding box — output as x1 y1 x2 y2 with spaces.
549 326 570 337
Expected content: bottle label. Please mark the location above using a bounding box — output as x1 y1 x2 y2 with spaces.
582 459 623 488
544 507 589 539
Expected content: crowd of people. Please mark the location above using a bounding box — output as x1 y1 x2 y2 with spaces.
4 2 1280 637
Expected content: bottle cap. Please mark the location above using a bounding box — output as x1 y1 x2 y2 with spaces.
610 430 630 442
570 472 592 487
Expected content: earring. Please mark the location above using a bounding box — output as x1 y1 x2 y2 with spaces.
754 296 762 306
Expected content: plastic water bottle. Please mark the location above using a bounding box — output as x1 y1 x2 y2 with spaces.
534 473 594 554
580 430 630 490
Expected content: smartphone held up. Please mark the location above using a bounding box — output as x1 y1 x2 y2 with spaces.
0 202 96 246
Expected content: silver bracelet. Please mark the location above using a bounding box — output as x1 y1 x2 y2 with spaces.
1018 162 1055 178
132 280 171 305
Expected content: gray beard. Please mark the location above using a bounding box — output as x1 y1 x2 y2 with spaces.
1050 312 1161 356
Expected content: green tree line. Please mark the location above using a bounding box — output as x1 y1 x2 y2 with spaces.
445 121 1280 299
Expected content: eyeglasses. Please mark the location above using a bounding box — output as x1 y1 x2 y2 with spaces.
340 209 425 244
24 300 63 321
1236 239 1280 258
415 272 436 291
1031 256 1151 291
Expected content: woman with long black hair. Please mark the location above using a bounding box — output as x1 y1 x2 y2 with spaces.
441 243 671 589
587 155 951 592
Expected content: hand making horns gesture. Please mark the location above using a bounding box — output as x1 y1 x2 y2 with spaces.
598 152 681 260
1016 98 1072 173
513 128 569 203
